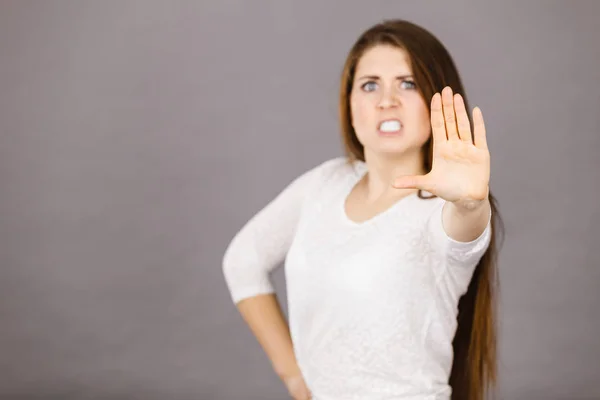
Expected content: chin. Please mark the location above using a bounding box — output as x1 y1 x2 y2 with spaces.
365 146 412 160
367 137 412 152
357 131 427 156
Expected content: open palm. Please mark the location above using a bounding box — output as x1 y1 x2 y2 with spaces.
393 86 490 204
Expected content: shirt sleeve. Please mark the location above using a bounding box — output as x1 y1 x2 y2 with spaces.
222 157 346 304
426 199 492 269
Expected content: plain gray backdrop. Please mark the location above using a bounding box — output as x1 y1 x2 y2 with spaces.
1 1 599 399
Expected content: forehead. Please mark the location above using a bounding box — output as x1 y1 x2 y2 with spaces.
355 45 412 76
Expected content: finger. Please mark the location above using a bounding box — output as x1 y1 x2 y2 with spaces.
430 93 446 143
392 174 433 192
442 86 459 141
473 107 488 150
454 93 472 143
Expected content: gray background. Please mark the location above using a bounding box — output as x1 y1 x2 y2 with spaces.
1 1 599 399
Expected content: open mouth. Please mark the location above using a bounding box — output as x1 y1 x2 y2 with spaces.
378 119 403 135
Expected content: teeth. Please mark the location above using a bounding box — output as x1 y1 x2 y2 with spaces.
379 120 402 132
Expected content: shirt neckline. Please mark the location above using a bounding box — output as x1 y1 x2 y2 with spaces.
338 161 421 228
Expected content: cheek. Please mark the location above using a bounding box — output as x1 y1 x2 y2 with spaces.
417 107 430 131
408 97 431 137
350 95 373 129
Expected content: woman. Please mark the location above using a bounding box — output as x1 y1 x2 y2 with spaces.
223 19 503 400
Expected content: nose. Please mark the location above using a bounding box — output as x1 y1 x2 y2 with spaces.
377 85 400 109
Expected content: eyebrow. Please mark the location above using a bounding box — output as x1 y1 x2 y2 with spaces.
356 74 413 81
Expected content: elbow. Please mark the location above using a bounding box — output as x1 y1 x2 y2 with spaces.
221 241 239 291
221 241 275 304
222 244 243 304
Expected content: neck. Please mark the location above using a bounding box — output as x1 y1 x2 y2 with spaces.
361 149 427 202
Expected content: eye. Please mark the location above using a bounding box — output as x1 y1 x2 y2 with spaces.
400 80 417 90
361 81 378 92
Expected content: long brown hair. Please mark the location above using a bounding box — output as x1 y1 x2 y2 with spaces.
337 19 505 400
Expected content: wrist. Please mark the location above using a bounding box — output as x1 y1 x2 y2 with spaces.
274 360 302 380
451 189 489 213
452 198 487 212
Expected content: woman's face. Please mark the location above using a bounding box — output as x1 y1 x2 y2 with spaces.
350 45 431 158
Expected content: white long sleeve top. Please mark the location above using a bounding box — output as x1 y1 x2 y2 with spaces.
223 157 492 400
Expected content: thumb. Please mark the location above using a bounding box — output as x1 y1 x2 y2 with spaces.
391 174 432 191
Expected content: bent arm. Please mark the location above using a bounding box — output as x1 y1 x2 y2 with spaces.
222 160 331 303
222 157 344 381
236 294 304 380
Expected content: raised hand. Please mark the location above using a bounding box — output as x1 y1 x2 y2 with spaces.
392 86 490 206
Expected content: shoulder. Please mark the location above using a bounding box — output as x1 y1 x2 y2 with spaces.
301 156 357 185
286 156 358 201
312 156 353 173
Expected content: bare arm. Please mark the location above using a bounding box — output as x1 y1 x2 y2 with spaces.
442 196 491 243
236 294 312 400
393 88 494 245
222 159 344 398
236 294 302 380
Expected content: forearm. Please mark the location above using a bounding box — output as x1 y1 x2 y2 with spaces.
442 197 491 242
236 294 302 380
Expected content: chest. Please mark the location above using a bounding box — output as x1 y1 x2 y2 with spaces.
343 184 418 225
285 197 441 299
344 193 402 224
